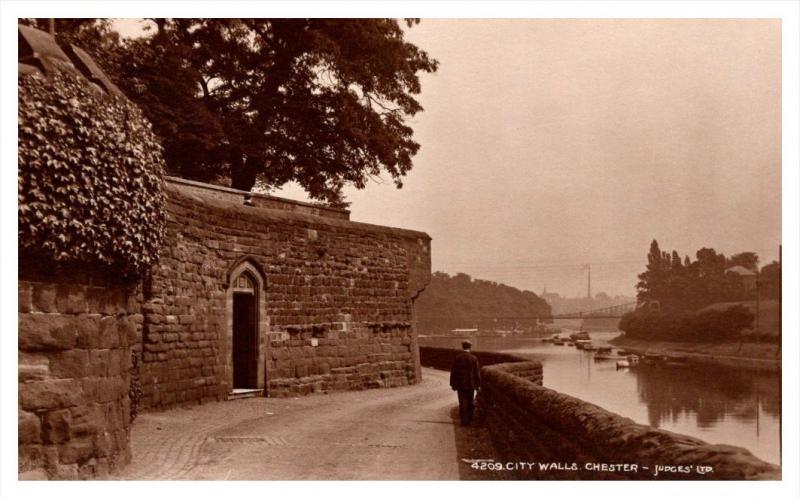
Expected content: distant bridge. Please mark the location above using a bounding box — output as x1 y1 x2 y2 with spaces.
468 302 639 321
549 301 638 319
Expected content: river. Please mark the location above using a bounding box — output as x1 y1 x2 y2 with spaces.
419 331 781 465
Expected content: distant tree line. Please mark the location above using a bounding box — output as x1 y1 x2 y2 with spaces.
620 240 780 342
414 272 552 335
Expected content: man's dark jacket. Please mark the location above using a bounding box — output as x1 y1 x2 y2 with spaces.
450 350 481 390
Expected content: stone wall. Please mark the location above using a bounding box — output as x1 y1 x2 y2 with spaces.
419 345 532 373
136 181 431 408
18 262 138 479
478 361 781 480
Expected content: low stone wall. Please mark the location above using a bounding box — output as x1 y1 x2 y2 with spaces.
478 361 781 480
419 346 530 372
18 264 138 479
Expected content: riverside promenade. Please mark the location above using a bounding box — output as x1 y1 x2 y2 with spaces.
115 368 497 480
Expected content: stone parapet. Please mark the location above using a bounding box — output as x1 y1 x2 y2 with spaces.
478 360 780 480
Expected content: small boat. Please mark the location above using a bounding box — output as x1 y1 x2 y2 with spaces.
583 344 597 352
594 352 620 361
641 353 668 366
567 342 575 347
569 331 591 341
574 339 592 350
553 338 566 345
594 346 623 361
616 354 640 369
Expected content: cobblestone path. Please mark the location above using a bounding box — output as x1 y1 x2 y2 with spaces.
115 368 467 480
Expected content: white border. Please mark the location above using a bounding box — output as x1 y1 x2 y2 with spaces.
2 2 798 498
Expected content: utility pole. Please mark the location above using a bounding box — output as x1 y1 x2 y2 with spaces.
585 264 592 299
48 18 55 36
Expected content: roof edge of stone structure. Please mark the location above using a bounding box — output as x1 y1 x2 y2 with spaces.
165 180 432 241
166 176 350 217
18 24 121 96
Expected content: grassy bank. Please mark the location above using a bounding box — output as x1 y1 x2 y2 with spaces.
610 336 781 373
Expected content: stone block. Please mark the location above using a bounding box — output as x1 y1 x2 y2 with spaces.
98 316 120 348
75 315 102 349
19 444 57 476
58 437 94 464
32 284 57 313
50 350 89 379
19 379 82 410
19 314 77 351
19 410 41 444
19 281 33 313
19 468 49 480
88 350 110 377
69 404 104 438
42 409 71 444
56 284 88 314
19 352 51 382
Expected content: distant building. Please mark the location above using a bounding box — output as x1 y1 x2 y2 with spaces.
726 265 758 291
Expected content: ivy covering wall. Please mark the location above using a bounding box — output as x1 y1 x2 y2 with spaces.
18 68 166 276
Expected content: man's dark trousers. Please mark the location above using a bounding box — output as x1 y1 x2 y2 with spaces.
450 349 481 425
457 388 475 424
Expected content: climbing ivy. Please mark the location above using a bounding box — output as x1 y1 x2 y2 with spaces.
18 68 166 276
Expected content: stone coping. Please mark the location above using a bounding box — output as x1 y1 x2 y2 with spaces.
165 181 432 241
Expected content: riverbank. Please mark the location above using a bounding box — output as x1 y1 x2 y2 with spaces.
610 337 781 372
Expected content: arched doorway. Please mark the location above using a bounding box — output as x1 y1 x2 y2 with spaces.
225 258 267 396
232 271 258 389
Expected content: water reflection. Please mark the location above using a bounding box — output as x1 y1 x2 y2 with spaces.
419 333 781 465
632 363 780 429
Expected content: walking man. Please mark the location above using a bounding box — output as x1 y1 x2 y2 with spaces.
449 340 481 425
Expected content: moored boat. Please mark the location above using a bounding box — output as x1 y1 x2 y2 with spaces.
641 353 668 366
616 354 640 369
574 339 592 350
569 331 591 341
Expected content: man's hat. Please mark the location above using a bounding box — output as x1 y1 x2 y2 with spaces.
461 340 472 349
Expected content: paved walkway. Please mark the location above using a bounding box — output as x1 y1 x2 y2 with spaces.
116 368 497 480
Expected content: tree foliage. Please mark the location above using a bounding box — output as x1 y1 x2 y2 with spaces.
36 18 439 205
619 306 754 343
414 272 552 334
634 240 773 312
621 239 779 342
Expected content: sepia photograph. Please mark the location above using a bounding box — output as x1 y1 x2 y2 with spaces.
3 1 799 496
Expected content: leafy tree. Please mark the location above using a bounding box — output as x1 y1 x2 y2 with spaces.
634 241 766 313
728 251 759 271
636 239 668 302
759 261 781 299
40 18 439 205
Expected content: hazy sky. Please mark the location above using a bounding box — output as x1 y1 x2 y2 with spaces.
115 19 782 297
